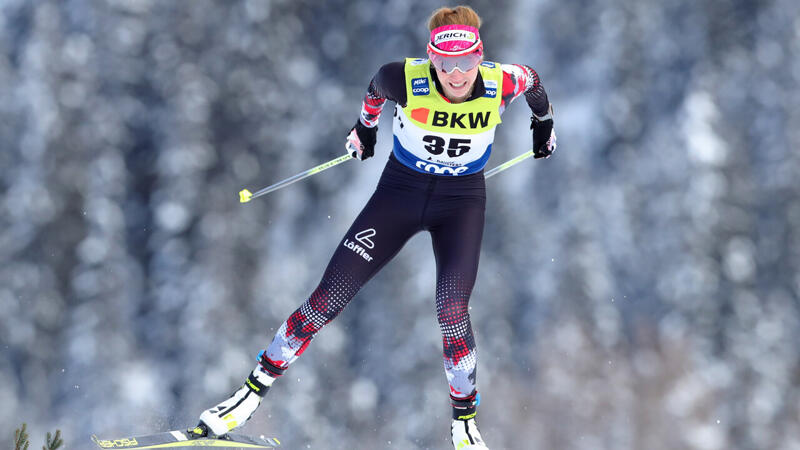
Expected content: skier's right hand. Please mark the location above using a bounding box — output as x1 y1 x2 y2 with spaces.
345 119 377 161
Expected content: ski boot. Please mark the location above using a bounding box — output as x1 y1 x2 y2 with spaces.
450 391 489 449
191 367 276 437
451 418 489 449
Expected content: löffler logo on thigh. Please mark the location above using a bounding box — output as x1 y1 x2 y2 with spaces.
344 228 376 261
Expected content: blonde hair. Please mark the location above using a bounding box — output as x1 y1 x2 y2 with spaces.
427 6 482 31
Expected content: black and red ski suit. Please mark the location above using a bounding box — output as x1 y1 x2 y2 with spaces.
259 60 549 413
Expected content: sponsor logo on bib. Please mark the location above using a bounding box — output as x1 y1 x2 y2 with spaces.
483 80 497 98
415 161 469 175
411 78 430 96
408 109 492 129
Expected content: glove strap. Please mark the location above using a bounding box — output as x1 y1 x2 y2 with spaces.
345 128 363 158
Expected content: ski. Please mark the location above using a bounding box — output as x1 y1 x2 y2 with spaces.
91 429 280 449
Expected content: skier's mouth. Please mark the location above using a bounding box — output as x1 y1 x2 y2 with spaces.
449 81 467 89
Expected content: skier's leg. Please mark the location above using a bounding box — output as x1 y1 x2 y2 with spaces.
260 186 422 373
428 197 490 449
198 184 421 436
428 199 485 416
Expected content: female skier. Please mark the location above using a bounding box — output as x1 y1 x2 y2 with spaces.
193 6 556 449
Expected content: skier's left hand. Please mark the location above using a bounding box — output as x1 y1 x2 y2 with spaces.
531 103 556 159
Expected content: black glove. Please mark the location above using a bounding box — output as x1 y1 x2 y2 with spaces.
345 120 377 160
530 104 556 159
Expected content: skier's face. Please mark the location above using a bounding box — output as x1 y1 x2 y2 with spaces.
436 64 481 104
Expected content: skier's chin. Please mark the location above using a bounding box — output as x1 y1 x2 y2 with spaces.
445 89 470 103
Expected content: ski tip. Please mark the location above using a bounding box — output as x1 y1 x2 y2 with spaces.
260 435 281 447
239 189 253 203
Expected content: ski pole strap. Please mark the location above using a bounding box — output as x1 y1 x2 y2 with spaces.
245 371 271 398
257 350 287 378
451 391 480 420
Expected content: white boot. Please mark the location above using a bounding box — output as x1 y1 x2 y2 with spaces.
451 418 489 449
196 368 274 436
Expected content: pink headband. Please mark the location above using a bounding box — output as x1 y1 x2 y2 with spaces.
427 24 482 56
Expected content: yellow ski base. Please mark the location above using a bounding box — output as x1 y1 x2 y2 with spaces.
91 430 279 449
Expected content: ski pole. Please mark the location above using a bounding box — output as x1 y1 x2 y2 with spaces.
485 149 534 179
239 154 353 203
240 148 536 202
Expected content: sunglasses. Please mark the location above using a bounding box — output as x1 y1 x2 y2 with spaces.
427 49 483 74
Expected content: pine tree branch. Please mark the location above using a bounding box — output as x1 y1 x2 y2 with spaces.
12 423 63 450
14 423 30 450
44 430 63 450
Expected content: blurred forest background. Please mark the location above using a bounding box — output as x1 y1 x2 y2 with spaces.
1 0 799 449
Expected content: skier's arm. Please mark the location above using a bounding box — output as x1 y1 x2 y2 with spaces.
361 61 407 126
500 64 556 159
500 63 549 116
346 62 406 160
